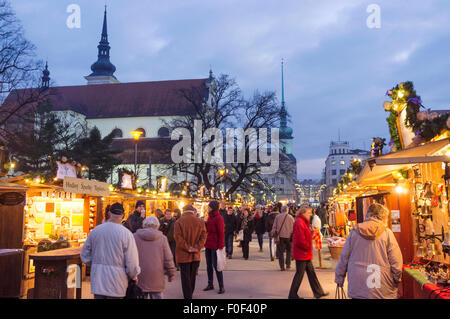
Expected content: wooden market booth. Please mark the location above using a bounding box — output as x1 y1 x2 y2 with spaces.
0 176 112 298
355 137 450 298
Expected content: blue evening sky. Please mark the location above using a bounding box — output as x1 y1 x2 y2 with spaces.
11 0 450 179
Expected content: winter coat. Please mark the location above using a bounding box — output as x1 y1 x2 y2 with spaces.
124 211 144 233
81 222 140 297
270 212 294 239
292 214 313 261
334 217 403 299
223 213 238 235
160 217 175 243
173 211 207 263
219 209 227 219
134 228 176 293
317 207 328 226
254 213 266 234
265 211 279 236
239 215 255 242
205 210 225 250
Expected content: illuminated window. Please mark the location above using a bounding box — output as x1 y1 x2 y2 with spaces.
340 160 345 165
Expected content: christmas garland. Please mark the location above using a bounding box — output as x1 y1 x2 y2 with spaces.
335 159 362 194
383 81 450 149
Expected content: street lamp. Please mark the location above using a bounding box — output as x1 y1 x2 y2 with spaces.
130 130 143 178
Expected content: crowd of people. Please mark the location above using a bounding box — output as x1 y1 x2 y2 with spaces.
81 199 403 300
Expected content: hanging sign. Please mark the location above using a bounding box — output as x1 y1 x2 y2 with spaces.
0 192 26 206
121 173 133 189
63 177 110 197
56 162 77 180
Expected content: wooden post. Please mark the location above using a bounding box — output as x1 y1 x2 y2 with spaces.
316 249 328 269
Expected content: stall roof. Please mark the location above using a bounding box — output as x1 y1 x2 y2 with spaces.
0 181 28 191
357 138 450 186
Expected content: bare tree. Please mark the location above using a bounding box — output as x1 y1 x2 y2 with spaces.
0 0 44 129
163 74 243 191
164 74 286 199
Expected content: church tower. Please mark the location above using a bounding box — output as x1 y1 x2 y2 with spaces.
279 60 293 155
85 7 119 85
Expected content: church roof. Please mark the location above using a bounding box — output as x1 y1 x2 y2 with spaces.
2 78 208 119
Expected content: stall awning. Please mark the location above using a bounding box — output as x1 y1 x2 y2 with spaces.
0 181 28 191
357 138 450 186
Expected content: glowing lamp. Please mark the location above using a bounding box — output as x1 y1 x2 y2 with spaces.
397 90 405 98
395 185 407 194
130 130 143 140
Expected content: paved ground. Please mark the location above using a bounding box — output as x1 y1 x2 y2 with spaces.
82 236 345 299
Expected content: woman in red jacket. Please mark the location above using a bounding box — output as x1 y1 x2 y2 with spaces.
203 200 225 294
288 205 328 299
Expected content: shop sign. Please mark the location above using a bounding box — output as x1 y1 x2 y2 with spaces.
56 162 77 180
0 192 26 206
63 177 110 197
121 173 133 189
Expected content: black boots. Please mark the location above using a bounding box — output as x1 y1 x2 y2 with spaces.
203 283 214 291
218 286 225 294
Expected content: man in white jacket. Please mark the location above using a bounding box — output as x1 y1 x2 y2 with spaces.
81 202 141 299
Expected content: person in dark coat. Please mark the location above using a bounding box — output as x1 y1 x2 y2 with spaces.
254 205 266 252
123 200 146 233
265 204 280 261
223 206 238 258
239 208 255 260
203 200 225 294
219 202 227 219
160 209 178 270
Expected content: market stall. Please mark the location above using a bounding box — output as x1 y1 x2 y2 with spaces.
1 176 112 298
355 137 450 298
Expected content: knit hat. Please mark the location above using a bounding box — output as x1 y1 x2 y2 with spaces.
110 202 124 215
208 200 219 211
135 200 145 208
183 204 196 213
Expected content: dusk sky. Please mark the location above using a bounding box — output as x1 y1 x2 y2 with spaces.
11 0 450 180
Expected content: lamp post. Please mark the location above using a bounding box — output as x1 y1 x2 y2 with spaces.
130 130 143 179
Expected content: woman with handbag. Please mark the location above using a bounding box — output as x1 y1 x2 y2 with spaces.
239 208 255 260
288 205 328 299
334 203 402 299
203 200 226 294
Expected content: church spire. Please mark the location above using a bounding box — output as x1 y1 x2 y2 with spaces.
86 6 118 84
280 59 288 128
279 59 293 146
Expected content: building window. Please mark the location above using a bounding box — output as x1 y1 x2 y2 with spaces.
111 128 123 138
272 178 276 184
332 170 337 176
158 127 170 138
332 179 337 185
280 178 285 185
340 160 345 165
172 167 177 176
331 160 336 165
340 169 345 175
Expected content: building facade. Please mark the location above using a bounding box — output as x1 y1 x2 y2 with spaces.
323 140 370 200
